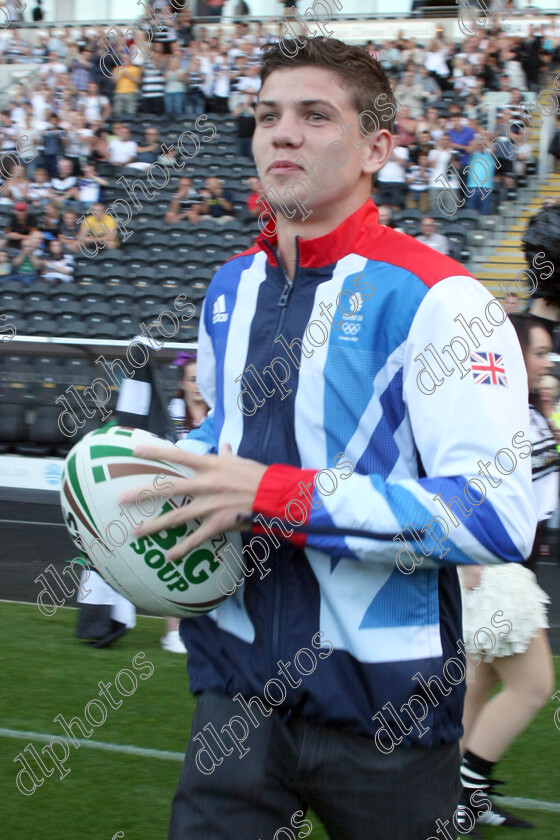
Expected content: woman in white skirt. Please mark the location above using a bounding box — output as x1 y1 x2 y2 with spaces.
458 314 558 832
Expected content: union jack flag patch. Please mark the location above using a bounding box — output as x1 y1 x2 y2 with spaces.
470 351 508 386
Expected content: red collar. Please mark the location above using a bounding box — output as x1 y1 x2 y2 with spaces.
256 198 380 269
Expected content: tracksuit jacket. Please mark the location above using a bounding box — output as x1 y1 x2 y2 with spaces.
179 198 537 749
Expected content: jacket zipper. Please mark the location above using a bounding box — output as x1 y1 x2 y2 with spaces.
260 236 300 678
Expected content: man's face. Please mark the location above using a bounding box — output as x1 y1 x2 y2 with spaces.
252 66 386 222
421 219 435 236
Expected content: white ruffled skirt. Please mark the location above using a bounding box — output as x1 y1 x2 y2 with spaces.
460 563 549 661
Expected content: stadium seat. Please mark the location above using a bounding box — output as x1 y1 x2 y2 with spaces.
0 280 24 296
83 316 119 338
79 283 110 303
0 403 25 452
52 299 82 318
0 289 22 309
188 280 210 299
454 210 481 230
113 315 137 336
56 416 103 457
86 301 114 318
26 315 57 336
162 267 186 284
15 405 67 457
105 284 135 303
20 281 52 301
60 358 95 383
27 298 53 315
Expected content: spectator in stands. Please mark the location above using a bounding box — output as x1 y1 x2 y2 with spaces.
27 166 53 209
409 128 433 163
7 229 43 284
428 132 460 212
78 163 109 210
465 135 496 215
108 122 137 167
164 55 186 117
549 114 560 173
246 176 265 219
42 237 74 283
416 64 441 105
70 46 93 93
31 0 44 21
186 55 207 115
4 202 36 249
164 176 204 224
40 111 66 177
416 217 449 256
51 157 79 204
447 113 476 171
406 151 430 212
80 80 111 125
232 91 256 158
79 201 119 252
132 127 161 168
394 67 424 118
63 111 93 174
141 44 167 115
210 50 233 114
59 208 80 252
111 54 142 118
236 61 261 97
375 145 409 211
38 202 61 239
377 205 394 227
394 105 417 147
89 127 111 164
0 249 11 277
3 163 29 204
423 37 452 90
199 176 234 222
176 7 193 47
39 50 68 89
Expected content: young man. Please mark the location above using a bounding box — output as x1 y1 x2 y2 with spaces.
126 38 536 840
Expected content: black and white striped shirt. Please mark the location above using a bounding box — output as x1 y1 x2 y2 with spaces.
530 404 560 522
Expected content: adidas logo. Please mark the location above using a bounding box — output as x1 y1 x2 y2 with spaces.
212 294 228 324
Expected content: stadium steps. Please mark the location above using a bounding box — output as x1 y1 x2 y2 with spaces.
474 172 560 294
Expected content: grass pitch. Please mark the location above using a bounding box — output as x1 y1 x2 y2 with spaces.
1 603 558 840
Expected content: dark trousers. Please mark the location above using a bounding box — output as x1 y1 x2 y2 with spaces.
168 691 461 840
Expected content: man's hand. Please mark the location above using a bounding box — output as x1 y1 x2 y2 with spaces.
120 444 268 560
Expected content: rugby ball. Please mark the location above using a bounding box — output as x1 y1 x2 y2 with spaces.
60 424 242 617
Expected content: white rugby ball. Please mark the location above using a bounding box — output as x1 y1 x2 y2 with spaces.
60 424 241 617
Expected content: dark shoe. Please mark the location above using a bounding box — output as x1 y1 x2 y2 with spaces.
477 802 534 829
90 620 129 648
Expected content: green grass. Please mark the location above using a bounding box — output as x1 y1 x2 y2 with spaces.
1 602 558 840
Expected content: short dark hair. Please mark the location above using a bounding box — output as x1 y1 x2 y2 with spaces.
259 37 396 134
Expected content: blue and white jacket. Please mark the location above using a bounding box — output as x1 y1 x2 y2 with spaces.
179 199 537 749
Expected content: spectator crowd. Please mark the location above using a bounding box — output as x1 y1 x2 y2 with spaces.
0 3 557 285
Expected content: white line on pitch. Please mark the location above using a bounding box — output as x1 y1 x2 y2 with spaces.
1 728 560 814
0 599 162 618
499 796 560 814
0 518 66 527
0 728 185 761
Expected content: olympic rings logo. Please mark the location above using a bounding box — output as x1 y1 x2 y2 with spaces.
342 322 361 336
